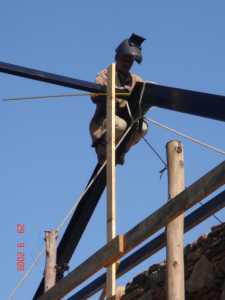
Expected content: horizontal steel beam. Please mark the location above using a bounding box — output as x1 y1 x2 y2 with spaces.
1 61 225 122
67 190 225 300
130 82 225 122
0 61 124 94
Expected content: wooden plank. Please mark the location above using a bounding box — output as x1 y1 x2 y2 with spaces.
123 160 225 253
67 190 225 300
37 235 124 300
106 63 116 299
41 160 225 300
166 141 185 300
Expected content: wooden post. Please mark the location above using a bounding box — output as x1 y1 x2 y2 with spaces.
106 63 116 299
99 261 120 300
166 141 185 300
44 231 58 293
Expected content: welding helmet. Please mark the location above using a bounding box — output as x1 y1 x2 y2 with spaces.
115 33 146 64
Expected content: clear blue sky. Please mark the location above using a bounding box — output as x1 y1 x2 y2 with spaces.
1 2 225 300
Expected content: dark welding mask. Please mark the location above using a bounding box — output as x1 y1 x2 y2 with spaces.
115 33 146 64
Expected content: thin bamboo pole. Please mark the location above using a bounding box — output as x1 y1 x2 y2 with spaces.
166 140 185 300
44 231 58 293
106 63 116 299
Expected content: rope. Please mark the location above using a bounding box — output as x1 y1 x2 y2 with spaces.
57 124 134 232
125 81 167 179
140 133 167 167
8 248 46 300
145 117 225 155
3 92 130 102
136 86 223 221
138 81 156 118
140 132 167 179
7 162 106 300
8 124 134 300
141 131 223 221
57 162 105 232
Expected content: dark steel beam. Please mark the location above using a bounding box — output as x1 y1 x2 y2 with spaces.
67 190 225 300
0 61 124 94
1 61 225 122
131 82 225 122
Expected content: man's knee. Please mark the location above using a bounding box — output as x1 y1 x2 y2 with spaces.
141 121 148 136
115 116 127 137
130 121 148 146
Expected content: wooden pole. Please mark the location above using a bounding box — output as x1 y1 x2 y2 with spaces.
99 261 120 300
166 141 185 300
44 231 58 293
106 63 116 299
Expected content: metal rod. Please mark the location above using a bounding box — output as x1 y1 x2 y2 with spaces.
3 93 130 102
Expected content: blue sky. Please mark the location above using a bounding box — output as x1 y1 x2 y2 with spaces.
1 2 225 300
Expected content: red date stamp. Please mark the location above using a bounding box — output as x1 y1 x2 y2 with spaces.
17 224 25 271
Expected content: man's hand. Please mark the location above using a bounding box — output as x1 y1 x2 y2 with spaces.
124 85 132 93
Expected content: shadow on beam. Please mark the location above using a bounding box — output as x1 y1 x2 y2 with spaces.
67 190 225 300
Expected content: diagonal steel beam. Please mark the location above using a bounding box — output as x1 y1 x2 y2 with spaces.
33 125 136 300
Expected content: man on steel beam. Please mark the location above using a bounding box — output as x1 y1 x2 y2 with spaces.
89 33 148 165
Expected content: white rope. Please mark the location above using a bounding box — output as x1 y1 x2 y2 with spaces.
57 125 133 232
145 117 225 155
8 247 46 300
7 161 106 300
139 81 157 118
57 162 106 232
125 81 157 124
8 124 134 300
7 83 136 300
